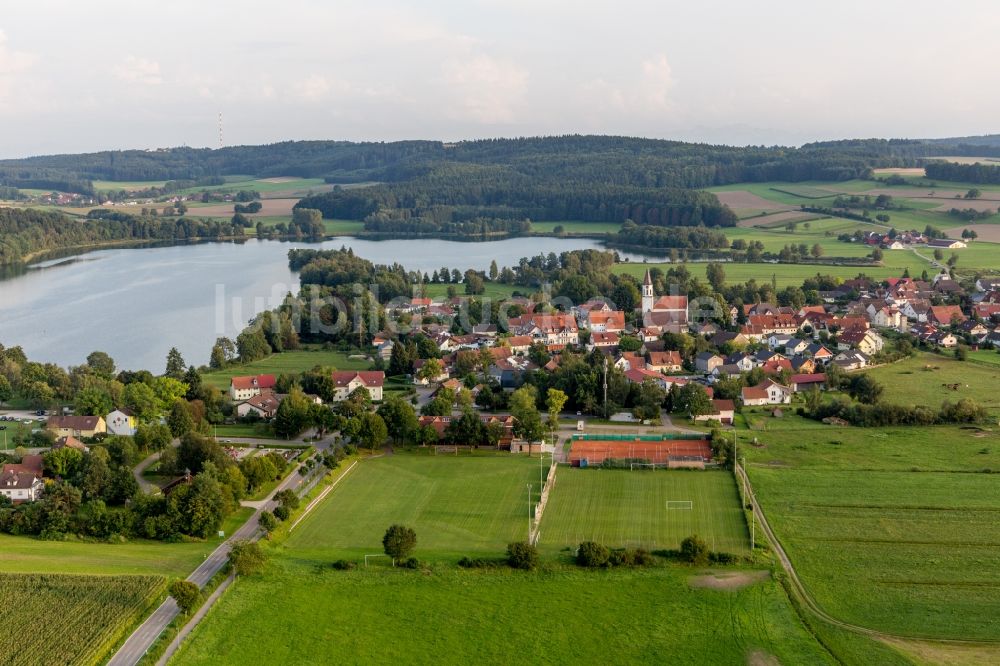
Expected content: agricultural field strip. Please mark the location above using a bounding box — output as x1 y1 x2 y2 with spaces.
0 573 165 666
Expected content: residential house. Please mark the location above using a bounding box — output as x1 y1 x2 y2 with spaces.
831 351 870 370
106 408 137 437
505 335 534 355
412 358 450 385
46 416 106 439
331 371 385 401
790 373 827 392
804 343 834 362
695 352 724 374
237 393 283 419
587 310 626 333
624 367 671 390
589 332 620 350
0 470 43 503
693 400 736 425
614 353 645 372
725 353 757 373
52 436 88 453
837 328 884 355
741 380 792 406
230 374 277 401
929 305 967 327
647 351 683 373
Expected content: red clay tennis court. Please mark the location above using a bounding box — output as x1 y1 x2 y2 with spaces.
568 438 712 466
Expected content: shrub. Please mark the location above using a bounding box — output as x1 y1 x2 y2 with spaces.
708 551 739 564
169 580 200 614
576 541 610 568
401 557 420 569
633 548 655 566
680 535 709 566
331 559 356 570
506 541 539 570
272 505 290 521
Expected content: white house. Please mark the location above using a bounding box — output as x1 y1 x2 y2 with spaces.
741 380 792 406
106 408 138 437
331 371 385 402
230 374 277 401
0 471 44 503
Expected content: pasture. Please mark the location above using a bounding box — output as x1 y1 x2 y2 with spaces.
0 573 165 666
864 352 1000 417
285 454 542 559
539 469 749 555
201 348 372 390
745 425 1000 642
171 561 839 666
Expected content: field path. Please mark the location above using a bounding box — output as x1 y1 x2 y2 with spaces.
735 462 1000 650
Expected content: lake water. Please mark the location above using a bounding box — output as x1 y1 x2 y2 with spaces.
0 236 656 371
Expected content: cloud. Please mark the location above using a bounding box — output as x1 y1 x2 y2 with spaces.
294 74 331 101
640 54 674 110
113 55 162 86
0 29 37 113
443 55 528 124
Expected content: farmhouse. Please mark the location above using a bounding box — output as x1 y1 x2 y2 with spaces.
230 374 277 401
331 371 385 402
45 415 106 439
928 238 966 249
929 305 967 326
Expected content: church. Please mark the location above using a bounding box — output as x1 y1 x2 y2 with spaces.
640 269 688 333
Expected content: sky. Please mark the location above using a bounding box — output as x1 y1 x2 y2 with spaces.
1 0 998 157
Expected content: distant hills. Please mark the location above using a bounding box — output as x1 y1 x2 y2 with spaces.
2 134 999 196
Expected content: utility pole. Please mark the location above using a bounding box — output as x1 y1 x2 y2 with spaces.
602 356 608 419
526 483 532 539
540 445 544 489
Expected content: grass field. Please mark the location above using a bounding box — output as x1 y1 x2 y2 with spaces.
0 573 166 666
539 469 749 555
615 261 902 288
530 220 622 234
421 281 524 299
201 348 372 390
171 560 844 666
285 455 541 559
745 424 1000 642
0 508 253 576
865 351 1000 417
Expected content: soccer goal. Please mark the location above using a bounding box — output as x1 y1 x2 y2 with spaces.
665 500 693 510
630 462 668 471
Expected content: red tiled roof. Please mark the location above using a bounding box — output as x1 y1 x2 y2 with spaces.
332 371 385 388
230 374 277 391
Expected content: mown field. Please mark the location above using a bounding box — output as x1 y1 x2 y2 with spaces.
0 508 253 576
285 455 541 560
745 424 1000 643
0 573 165 666
201 348 372 390
865 352 1000 417
170 561 841 666
539 469 749 555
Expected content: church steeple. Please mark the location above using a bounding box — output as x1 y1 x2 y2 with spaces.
641 269 654 312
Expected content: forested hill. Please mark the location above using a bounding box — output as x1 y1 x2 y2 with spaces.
4 134 994 195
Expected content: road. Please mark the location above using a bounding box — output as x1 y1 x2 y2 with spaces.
107 459 316 666
131 439 180 494
735 461 1000 649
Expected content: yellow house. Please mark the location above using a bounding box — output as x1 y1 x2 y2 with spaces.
46 415 107 439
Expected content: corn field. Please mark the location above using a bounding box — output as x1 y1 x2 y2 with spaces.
0 573 165 666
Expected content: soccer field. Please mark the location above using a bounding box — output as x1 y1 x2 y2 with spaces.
286 454 541 559
538 469 750 555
